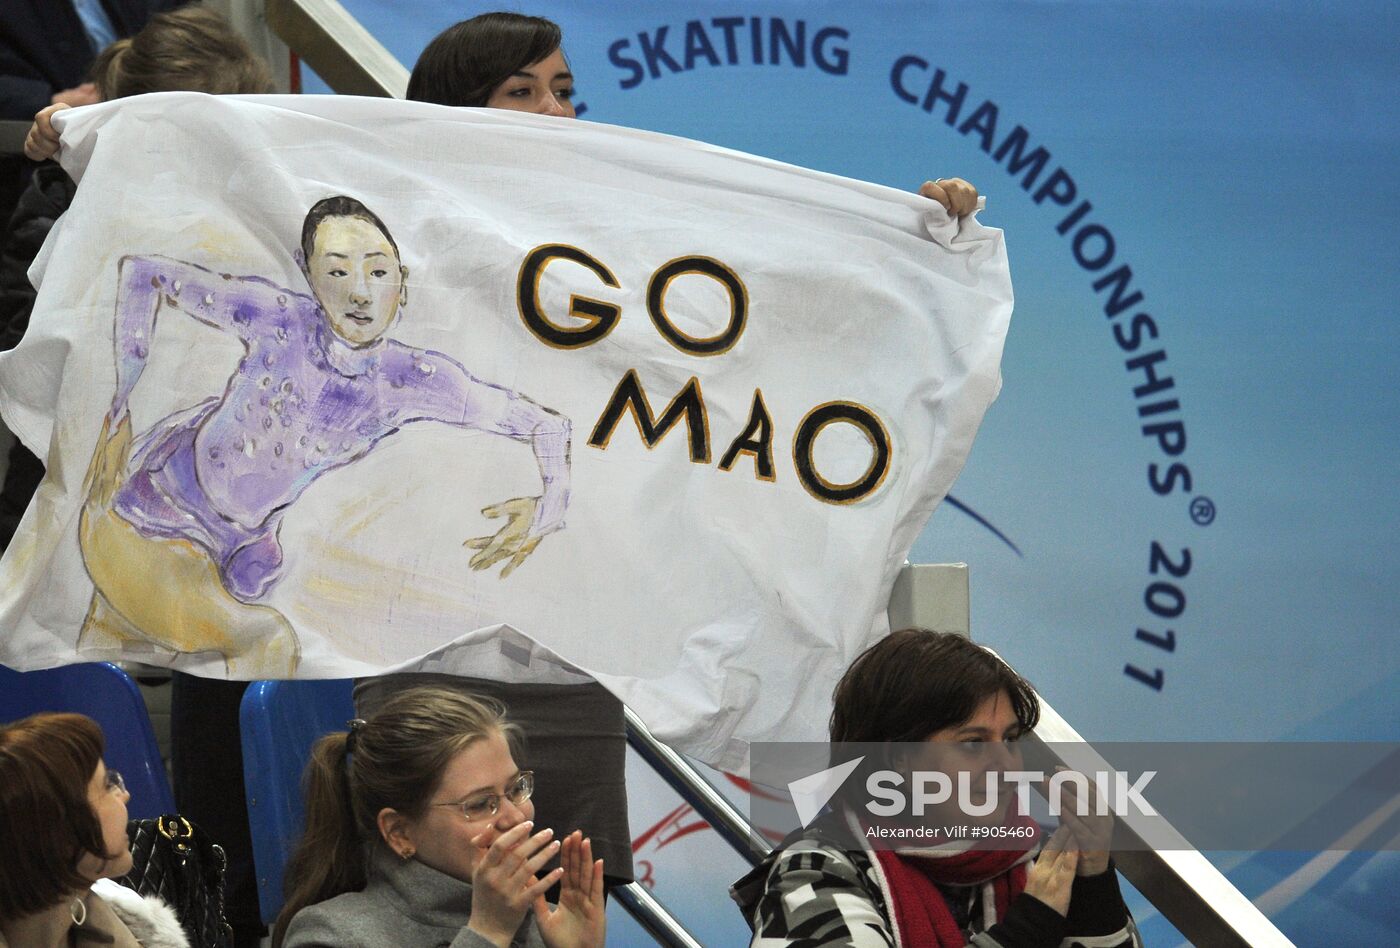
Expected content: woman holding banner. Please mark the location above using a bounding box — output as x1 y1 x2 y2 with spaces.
356 11 985 897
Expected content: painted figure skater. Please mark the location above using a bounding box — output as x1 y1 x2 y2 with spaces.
78 195 571 673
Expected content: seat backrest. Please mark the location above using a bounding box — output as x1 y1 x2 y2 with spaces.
0 662 176 819
238 678 354 926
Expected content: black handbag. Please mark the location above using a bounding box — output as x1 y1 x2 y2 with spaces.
118 815 235 948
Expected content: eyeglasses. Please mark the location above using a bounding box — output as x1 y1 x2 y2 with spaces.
431 771 534 822
104 770 126 795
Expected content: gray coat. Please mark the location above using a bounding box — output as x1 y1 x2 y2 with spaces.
283 848 546 948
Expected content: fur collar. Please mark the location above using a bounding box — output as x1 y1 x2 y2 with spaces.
91 879 190 948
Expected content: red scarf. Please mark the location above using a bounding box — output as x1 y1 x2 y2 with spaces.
862 813 1038 947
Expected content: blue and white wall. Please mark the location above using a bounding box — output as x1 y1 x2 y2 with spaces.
309 2 1400 942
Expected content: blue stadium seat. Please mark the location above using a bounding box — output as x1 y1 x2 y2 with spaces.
0 662 176 819
239 678 354 926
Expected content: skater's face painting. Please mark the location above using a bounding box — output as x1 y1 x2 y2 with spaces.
306 215 407 346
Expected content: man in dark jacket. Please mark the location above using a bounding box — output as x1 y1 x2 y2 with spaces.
2 0 188 119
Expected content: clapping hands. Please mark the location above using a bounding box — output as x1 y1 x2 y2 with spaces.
534 831 605 948
466 822 604 948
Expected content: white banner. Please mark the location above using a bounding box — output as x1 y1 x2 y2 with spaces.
0 93 1011 769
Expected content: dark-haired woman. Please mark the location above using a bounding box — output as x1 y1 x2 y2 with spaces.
400 12 978 213
275 687 604 948
0 712 190 948
406 12 576 118
732 630 1142 947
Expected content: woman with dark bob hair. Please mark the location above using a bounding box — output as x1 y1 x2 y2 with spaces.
732 629 1142 947
275 687 604 948
0 712 189 948
401 11 978 212
406 12 576 116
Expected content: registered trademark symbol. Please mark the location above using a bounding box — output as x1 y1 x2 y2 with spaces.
1189 496 1216 525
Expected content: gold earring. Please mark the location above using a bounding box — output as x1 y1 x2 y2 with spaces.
400 848 415 861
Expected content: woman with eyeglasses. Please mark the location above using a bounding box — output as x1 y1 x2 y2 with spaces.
0 711 191 948
274 686 603 948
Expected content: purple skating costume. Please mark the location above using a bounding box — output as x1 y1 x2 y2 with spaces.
108 255 570 601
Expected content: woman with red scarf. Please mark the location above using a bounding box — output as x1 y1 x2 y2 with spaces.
731 629 1141 947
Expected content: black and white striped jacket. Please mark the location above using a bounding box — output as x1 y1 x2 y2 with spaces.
731 825 1142 948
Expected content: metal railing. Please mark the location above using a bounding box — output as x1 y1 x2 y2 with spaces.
612 883 705 948
625 706 770 865
1030 682 1291 945
265 0 406 98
